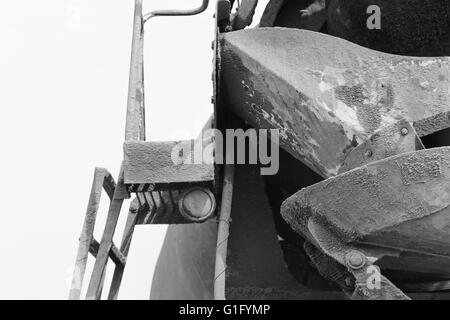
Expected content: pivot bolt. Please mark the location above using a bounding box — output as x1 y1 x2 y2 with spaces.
345 250 366 270
400 127 409 136
179 187 216 223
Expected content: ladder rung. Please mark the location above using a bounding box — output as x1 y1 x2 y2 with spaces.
89 239 127 266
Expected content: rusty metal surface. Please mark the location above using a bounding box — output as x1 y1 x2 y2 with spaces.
281 147 450 263
220 28 450 178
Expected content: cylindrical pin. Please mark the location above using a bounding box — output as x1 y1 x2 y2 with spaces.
179 187 216 222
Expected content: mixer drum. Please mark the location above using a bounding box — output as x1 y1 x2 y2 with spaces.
274 0 450 56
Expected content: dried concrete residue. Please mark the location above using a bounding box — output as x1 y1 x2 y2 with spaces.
281 147 450 246
396 153 443 186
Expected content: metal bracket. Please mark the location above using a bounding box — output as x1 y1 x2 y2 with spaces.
339 119 424 173
307 219 410 300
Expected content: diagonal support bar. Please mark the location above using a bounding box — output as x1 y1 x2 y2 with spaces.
69 168 115 300
86 166 128 300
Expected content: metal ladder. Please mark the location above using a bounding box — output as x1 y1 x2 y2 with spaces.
69 167 137 300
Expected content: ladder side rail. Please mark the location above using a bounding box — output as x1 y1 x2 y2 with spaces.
69 168 108 300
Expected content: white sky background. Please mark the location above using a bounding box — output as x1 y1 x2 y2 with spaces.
0 0 269 300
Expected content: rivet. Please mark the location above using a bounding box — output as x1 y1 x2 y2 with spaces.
400 127 409 136
345 250 366 270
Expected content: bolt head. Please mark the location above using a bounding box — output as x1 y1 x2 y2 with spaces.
400 127 409 136
346 250 366 270
365 150 373 158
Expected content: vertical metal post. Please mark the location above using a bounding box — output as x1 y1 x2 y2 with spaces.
125 0 146 141
214 164 235 300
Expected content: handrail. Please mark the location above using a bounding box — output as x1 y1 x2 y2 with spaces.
125 0 210 141
143 0 210 23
